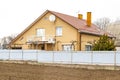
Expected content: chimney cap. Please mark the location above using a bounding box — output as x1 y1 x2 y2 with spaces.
78 14 83 19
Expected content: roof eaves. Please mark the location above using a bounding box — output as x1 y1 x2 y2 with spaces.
79 30 115 38
79 30 102 36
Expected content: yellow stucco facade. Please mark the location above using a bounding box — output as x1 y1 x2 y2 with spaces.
9 11 101 51
80 34 99 50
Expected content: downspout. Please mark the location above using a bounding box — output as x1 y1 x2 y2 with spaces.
80 34 82 51
77 31 79 51
78 30 82 51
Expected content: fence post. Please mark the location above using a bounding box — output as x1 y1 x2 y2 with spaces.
36 50 38 62
71 51 73 64
114 51 116 70
52 51 54 63
8 50 10 60
91 51 93 65
21 50 23 60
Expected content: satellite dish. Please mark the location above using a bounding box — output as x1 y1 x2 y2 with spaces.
49 15 56 22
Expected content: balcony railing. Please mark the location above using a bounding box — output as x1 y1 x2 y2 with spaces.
26 35 55 44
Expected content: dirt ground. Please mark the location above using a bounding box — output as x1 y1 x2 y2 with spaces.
0 62 120 80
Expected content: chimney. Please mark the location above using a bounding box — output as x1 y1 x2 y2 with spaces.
78 14 83 19
87 12 92 27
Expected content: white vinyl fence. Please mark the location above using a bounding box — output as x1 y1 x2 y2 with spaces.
0 50 120 66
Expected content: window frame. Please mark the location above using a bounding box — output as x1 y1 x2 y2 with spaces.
62 44 73 51
85 45 92 51
36 28 45 37
56 27 62 36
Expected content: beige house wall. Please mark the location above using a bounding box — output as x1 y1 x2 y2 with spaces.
81 34 99 50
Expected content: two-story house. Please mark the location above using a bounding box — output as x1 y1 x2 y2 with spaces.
9 10 113 51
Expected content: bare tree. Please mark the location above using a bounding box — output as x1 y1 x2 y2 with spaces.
1 34 16 49
94 17 110 30
1 37 7 49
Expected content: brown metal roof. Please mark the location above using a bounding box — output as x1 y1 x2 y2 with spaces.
49 10 114 37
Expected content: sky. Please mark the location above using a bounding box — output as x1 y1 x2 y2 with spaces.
0 0 120 38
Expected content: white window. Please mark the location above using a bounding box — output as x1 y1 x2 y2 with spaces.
36 29 45 41
36 29 45 37
62 45 73 51
56 27 62 36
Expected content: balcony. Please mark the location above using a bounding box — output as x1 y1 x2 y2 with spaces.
26 35 55 44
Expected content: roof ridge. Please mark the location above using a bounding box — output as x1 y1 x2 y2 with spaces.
49 10 86 21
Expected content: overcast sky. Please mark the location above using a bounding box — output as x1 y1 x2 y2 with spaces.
0 0 120 38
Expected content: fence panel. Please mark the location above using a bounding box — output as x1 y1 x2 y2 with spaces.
23 50 37 61
0 50 120 66
0 50 9 60
72 51 92 64
10 50 23 60
37 51 53 63
116 51 120 65
93 51 115 65
54 51 72 63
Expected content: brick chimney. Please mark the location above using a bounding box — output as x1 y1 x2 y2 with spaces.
87 12 92 27
78 14 83 19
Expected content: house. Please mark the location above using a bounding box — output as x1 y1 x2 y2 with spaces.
9 10 113 51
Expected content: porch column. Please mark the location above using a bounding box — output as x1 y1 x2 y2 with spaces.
45 43 47 51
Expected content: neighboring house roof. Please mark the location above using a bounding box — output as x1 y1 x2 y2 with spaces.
105 23 120 39
9 10 114 45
